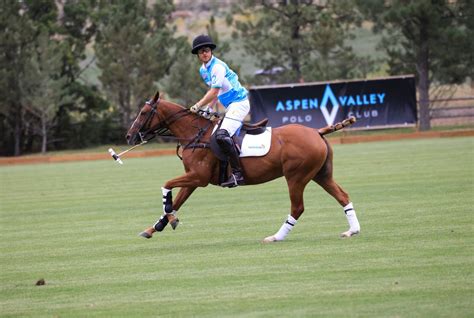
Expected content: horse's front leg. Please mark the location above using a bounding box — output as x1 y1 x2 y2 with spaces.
158 185 197 230
139 172 204 239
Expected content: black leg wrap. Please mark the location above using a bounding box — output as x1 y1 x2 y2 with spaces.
154 215 169 232
163 191 173 214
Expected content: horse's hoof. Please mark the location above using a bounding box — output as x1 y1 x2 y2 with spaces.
139 231 152 239
262 235 278 243
138 227 155 239
170 219 179 230
167 214 179 230
340 230 359 238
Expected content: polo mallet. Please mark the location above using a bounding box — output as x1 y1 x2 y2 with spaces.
108 140 148 165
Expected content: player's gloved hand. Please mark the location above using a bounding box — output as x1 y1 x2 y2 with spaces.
200 105 211 119
190 104 201 113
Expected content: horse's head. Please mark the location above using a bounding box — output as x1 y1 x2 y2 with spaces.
126 91 162 145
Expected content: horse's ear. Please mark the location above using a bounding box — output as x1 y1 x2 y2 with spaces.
153 91 160 103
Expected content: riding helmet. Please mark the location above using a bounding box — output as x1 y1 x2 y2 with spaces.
191 34 217 54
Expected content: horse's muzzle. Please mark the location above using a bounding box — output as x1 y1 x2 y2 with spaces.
126 133 138 146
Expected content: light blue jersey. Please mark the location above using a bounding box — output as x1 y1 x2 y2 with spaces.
199 56 248 108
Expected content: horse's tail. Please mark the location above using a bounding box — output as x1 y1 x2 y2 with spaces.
318 117 356 136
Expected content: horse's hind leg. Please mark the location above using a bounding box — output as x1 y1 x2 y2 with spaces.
314 174 361 237
312 141 360 237
263 177 310 243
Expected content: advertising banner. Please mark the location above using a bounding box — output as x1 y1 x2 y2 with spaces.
249 75 417 129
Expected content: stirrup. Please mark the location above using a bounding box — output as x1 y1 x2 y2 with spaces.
221 173 245 188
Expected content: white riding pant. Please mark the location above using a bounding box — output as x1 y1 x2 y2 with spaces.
220 99 250 137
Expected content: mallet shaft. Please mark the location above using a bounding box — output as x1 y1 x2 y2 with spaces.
108 140 148 165
117 140 148 157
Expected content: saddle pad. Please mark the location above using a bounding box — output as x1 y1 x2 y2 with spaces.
240 127 272 157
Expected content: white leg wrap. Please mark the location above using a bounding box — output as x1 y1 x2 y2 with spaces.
273 215 297 241
343 202 360 233
161 187 171 197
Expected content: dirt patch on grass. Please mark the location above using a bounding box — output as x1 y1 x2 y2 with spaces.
0 149 176 166
1 129 473 166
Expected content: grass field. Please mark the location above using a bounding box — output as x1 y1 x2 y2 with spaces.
1 137 473 317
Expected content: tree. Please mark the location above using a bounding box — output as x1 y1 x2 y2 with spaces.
0 0 56 155
206 15 233 64
54 0 112 151
162 37 205 106
21 31 71 153
229 0 367 84
357 0 474 130
93 0 176 129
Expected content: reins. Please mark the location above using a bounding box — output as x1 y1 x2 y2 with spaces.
138 98 189 141
137 99 215 160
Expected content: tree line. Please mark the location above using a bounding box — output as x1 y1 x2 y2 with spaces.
1 0 472 156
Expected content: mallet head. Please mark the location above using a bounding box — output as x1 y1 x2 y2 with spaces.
108 148 123 164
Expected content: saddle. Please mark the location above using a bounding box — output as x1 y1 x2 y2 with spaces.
211 118 269 160
241 118 268 135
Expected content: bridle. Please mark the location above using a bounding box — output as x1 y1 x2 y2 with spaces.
136 99 160 142
136 98 189 143
134 98 214 157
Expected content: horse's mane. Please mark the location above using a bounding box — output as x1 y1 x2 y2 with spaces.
160 99 187 110
160 98 216 125
159 98 211 125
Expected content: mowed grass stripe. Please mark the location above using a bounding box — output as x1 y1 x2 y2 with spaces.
0 137 473 317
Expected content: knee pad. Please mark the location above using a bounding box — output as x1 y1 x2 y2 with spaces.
215 129 235 156
215 129 233 147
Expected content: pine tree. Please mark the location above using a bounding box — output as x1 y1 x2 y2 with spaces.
0 1 56 155
21 31 71 153
357 0 473 130
230 0 368 84
93 0 176 129
162 38 205 107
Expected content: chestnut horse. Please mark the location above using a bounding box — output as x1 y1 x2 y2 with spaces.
126 91 361 242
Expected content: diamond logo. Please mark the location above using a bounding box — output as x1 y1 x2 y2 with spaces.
320 85 339 125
